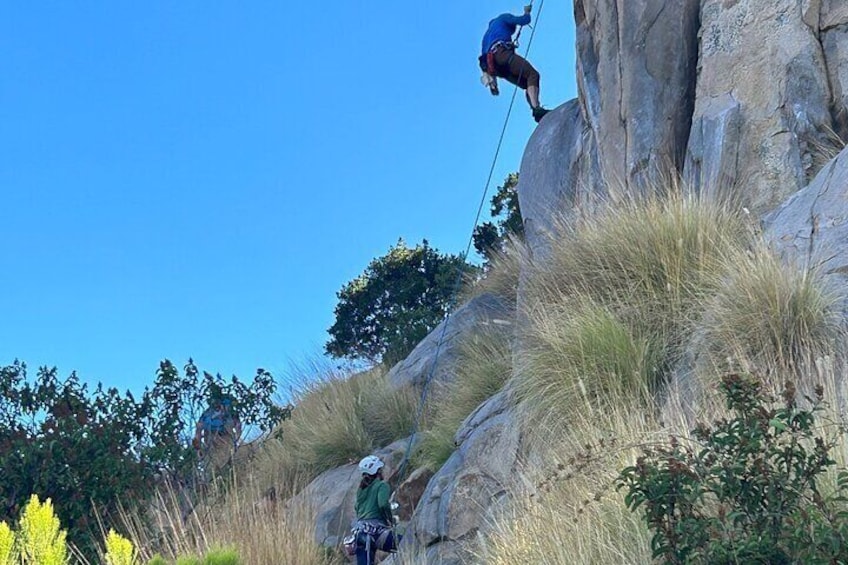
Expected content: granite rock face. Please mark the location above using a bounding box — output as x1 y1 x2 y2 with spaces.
575 0 700 193
765 145 848 292
401 391 525 564
684 0 834 212
387 293 513 390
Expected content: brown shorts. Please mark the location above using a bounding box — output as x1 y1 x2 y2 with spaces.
492 46 540 90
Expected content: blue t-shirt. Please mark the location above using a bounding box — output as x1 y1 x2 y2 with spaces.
481 13 531 55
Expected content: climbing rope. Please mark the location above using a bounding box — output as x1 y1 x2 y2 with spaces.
393 0 547 487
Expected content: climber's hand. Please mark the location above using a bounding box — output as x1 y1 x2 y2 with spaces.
524 5 532 14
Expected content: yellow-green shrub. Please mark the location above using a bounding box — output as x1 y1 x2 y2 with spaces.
17 495 68 565
105 529 137 565
0 522 16 565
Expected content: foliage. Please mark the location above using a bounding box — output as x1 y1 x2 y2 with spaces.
146 556 168 565
472 173 523 265
0 359 288 557
105 529 137 565
618 374 848 564
17 495 68 565
325 238 478 365
0 522 16 565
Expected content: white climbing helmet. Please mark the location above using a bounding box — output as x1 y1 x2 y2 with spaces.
358 455 384 476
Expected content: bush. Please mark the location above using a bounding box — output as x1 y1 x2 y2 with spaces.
618 373 848 564
0 359 287 556
0 522 16 565
105 529 137 565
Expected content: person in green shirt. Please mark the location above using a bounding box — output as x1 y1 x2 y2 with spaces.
351 455 400 565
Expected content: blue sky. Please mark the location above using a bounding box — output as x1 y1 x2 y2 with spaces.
0 2 577 393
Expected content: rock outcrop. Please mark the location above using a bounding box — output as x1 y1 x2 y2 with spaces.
765 145 848 293
684 0 834 212
301 2 848 561
517 100 601 259
575 0 700 192
401 391 525 564
387 293 513 390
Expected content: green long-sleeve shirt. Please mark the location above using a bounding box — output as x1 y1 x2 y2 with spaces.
355 479 392 524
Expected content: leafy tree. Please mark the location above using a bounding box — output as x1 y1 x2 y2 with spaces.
472 172 523 265
325 239 478 365
0 359 288 558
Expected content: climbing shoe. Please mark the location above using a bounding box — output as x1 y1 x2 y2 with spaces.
532 106 550 123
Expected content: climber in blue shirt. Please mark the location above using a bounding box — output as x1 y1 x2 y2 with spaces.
479 5 549 123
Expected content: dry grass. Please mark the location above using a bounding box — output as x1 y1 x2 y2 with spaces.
479 188 848 564
248 365 417 496
479 393 666 565
122 475 340 565
697 245 842 387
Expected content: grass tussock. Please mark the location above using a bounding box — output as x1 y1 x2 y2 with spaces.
271 367 417 481
483 187 848 564
414 327 513 471
699 246 842 385
526 191 750 333
515 191 751 428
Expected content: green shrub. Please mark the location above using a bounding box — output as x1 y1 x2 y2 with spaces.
105 528 138 565
175 558 202 565
146 556 168 565
618 373 848 564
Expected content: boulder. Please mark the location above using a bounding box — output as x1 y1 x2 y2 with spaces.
574 0 700 192
402 391 525 564
684 0 833 212
517 99 602 261
387 293 513 390
764 145 848 293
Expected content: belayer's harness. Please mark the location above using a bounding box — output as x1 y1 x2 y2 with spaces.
343 519 393 563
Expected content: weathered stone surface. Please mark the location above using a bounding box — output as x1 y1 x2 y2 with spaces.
822 0 848 30
575 0 700 192
684 0 833 212
765 145 848 292
292 439 408 548
517 99 602 261
823 23 848 137
387 293 513 390
403 391 525 563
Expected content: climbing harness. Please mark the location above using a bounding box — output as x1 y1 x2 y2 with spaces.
395 0 547 486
